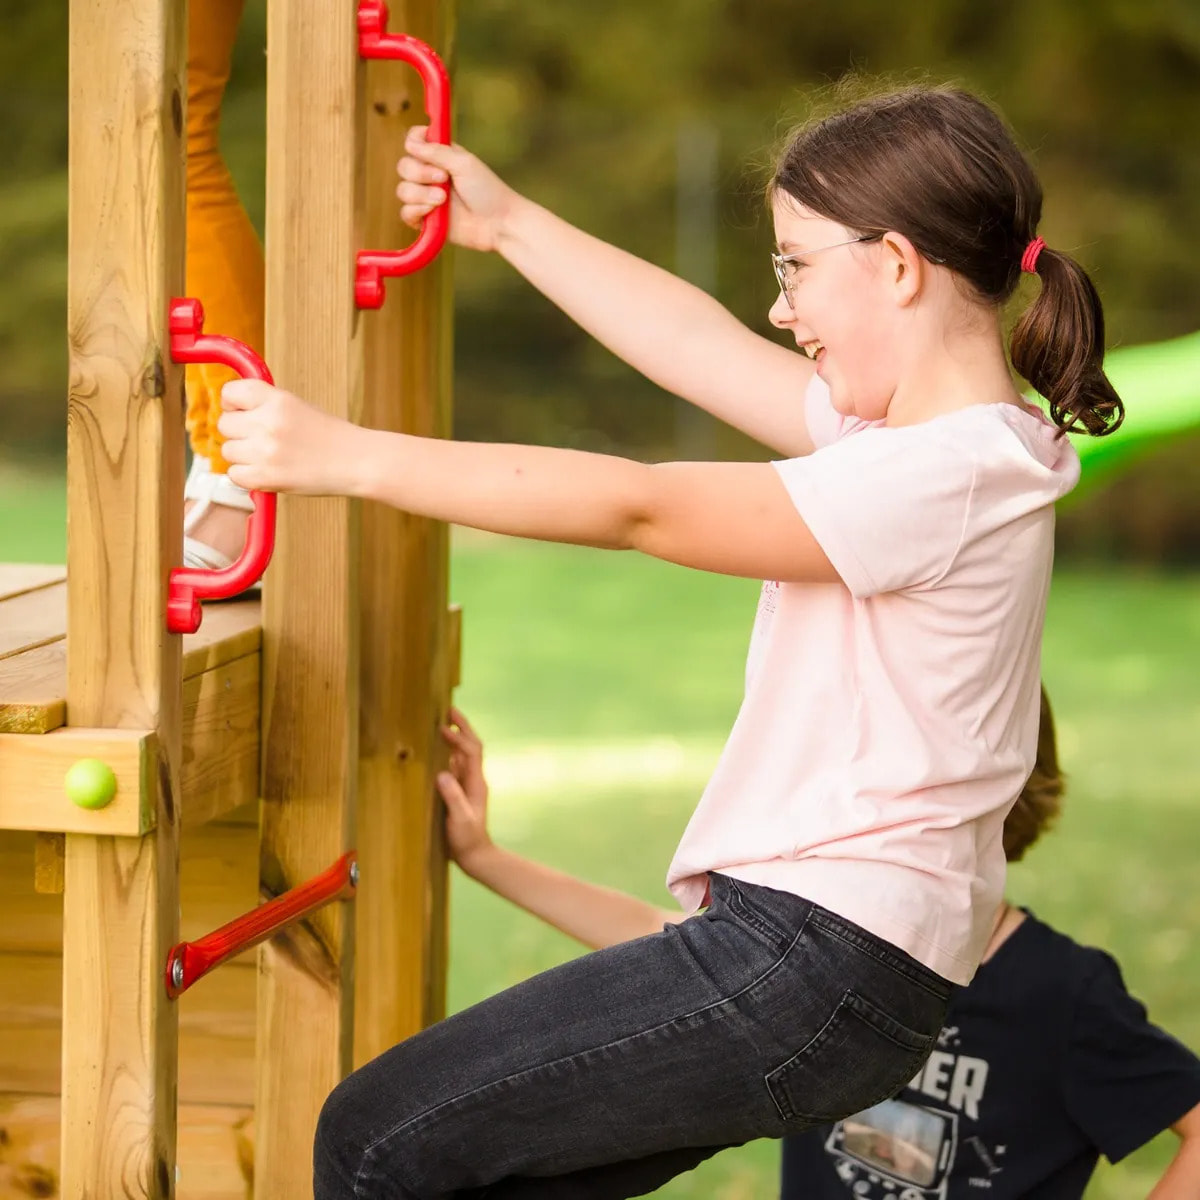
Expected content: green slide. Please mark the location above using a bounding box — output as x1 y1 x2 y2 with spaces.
1053 329 1200 496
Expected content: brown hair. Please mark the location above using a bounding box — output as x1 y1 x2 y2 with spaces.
772 84 1124 438
1003 685 1064 862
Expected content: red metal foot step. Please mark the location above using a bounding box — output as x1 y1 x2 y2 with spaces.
165 851 358 999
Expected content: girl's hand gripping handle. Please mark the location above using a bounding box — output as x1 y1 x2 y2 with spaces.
355 0 451 308
167 298 277 634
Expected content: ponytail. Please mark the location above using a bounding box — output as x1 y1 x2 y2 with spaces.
768 85 1128 440
1010 248 1124 437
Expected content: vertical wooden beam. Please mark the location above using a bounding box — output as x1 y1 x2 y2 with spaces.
62 0 186 1193
355 0 458 1068
257 1 361 1191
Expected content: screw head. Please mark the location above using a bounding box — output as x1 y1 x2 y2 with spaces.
170 958 184 990
349 861 360 887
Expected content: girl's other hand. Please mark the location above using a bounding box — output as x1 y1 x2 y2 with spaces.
218 379 369 496
396 128 519 253
438 706 494 871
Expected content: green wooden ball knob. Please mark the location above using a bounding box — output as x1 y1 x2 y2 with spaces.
64 758 118 810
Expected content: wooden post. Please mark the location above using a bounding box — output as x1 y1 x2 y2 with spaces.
355 0 458 1067
61 0 186 1192
256 0 362 1191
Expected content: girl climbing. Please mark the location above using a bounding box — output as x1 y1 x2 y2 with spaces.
219 84 1121 1198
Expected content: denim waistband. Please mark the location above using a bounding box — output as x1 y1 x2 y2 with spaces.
711 872 955 1002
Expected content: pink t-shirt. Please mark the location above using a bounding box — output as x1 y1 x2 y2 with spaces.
666 379 1080 985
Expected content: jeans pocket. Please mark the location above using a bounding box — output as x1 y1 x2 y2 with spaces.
765 988 935 1124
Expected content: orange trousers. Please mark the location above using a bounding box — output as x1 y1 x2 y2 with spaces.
185 0 264 473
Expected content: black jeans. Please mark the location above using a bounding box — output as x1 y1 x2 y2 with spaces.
314 874 953 1198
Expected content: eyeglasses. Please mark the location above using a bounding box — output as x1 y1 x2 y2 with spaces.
771 235 878 311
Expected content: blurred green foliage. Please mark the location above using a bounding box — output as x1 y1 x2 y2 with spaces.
2 0 1199 555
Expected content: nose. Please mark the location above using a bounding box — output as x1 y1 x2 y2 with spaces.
768 290 794 329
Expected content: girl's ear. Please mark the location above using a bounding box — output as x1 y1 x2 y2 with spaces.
879 231 923 307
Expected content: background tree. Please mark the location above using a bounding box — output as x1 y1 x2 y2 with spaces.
2 0 1198 558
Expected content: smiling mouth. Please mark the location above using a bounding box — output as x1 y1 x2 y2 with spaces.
799 340 825 361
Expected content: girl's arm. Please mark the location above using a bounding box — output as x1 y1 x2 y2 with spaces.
459 845 684 951
397 130 817 458
1148 1102 1200 1199
218 385 840 586
438 709 683 951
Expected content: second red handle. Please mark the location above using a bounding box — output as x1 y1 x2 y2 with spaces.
356 0 452 309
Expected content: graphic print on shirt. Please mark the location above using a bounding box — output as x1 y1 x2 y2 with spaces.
817 1025 1002 1197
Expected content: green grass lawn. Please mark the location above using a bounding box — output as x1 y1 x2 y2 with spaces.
451 541 1200 1200
3 469 1198 1198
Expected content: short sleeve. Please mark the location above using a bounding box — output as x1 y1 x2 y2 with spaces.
772 423 977 599
1062 953 1200 1163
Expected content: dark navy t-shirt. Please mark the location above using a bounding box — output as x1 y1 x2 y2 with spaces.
781 912 1200 1199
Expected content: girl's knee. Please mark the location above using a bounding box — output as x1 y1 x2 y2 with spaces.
314 1073 425 1200
314 1076 368 1197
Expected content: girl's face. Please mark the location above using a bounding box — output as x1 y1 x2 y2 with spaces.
769 193 905 422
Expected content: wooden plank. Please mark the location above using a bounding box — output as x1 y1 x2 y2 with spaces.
355 0 457 1068
0 566 66 601
0 952 255 1107
176 1105 255 1200
0 1097 254 1200
0 1092 60 1200
0 728 155 836
0 832 62 953
0 586 66 664
257 0 360 1189
0 822 261 962
0 600 261 738
0 644 66 736
33 834 65 895
181 598 263 680
62 0 186 1190
181 652 261 828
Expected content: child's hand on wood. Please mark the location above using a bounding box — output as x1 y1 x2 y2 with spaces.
438 707 494 872
219 379 370 496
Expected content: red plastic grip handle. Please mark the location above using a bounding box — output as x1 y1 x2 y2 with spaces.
355 0 451 309
165 851 357 999
167 297 277 634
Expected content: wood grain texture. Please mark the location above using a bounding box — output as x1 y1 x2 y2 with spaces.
0 952 255 1107
354 0 458 1066
33 834 65 896
0 586 66 664
0 566 67 601
0 600 261 737
0 1096 254 1200
0 645 67 736
0 728 155 836
180 653 261 828
61 0 187 1190
0 821 260 960
256 0 361 1189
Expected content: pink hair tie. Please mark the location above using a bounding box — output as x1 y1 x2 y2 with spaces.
1021 236 1046 274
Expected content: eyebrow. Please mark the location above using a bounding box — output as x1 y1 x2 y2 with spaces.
776 241 804 255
